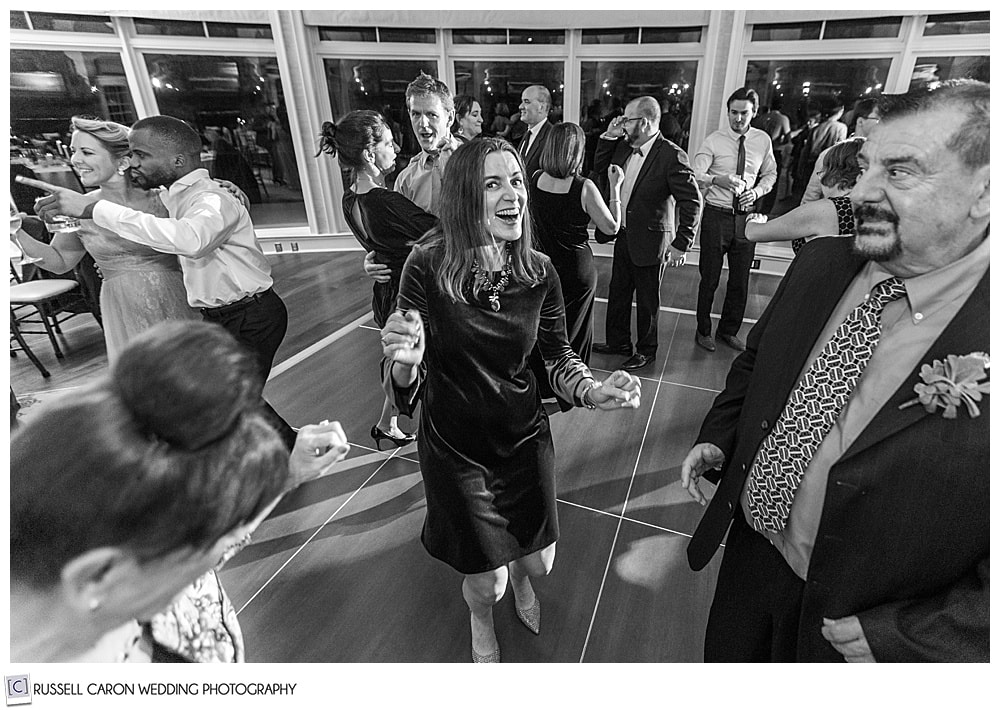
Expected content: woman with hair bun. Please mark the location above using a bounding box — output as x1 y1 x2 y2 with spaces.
11 115 199 361
318 111 436 449
9 321 348 662
452 95 484 143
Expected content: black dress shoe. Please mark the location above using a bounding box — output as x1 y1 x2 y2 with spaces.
593 342 633 355
718 334 746 351
620 353 654 371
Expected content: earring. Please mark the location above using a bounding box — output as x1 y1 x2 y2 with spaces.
89 598 101 612
117 167 126 176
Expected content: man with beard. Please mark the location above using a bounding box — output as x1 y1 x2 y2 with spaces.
679 80 989 662
591 95 702 372
32 114 295 448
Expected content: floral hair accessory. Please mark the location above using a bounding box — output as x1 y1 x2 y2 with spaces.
899 352 990 419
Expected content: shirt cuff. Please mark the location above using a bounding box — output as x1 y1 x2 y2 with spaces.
92 200 126 230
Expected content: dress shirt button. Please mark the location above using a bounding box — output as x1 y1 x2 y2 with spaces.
914 312 924 321
760 419 769 430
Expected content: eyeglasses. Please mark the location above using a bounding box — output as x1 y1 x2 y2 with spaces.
622 117 642 123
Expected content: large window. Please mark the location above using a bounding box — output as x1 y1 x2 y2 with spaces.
745 58 893 131
10 49 136 136
453 60 564 149
143 53 306 228
579 61 697 159
322 58 438 179
910 56 990 89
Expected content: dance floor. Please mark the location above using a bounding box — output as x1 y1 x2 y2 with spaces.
10 249 782 662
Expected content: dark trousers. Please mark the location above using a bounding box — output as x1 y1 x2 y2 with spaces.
201 287 296 449
704 513 805 662
696 205 757 339
605 237 664 357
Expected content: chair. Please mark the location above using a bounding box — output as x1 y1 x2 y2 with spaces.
10 279 91 361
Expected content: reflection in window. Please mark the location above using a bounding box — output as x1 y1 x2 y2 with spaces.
377 28 436 43
319 26 377 42
27 12 114 33
206 22 273 40
581 27 639 44
144 54 306 229
745 58 892 130
910 56 989 90
823 17 901 39
454 61 564 150
579 61 697 159
10 50 136 136
10 11 29 29
751 22 821 42
923 12 989 36
323 58 438 182
507 29 565 45
452 29 507 44
641 26 702 43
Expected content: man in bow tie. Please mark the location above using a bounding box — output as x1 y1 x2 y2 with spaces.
395 72 459 217
680 80 990 662
591 95 702 372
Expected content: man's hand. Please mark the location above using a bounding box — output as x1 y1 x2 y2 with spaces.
665 247 686 268
214 178 251 209
821 616 876 663
16 176 98 220
737 188 758 212
364 251 392 283
287 420 350 488
680 443 725 506
720 174 747 194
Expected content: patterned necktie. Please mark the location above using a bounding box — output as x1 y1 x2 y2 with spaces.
745 277 907 533
733 135 746 213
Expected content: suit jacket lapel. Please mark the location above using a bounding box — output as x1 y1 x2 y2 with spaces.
631 135 662 192
839 268 989 463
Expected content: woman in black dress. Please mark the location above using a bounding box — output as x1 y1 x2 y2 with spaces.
530 122 624 364
319 112 437 449
380 138 642 662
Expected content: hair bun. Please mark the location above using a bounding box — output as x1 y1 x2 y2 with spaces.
318 121 339 156
111 322 262 451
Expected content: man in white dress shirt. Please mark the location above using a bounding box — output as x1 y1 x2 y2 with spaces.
33 115 295 446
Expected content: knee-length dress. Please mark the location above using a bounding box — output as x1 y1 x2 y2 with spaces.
343 187 437 327
389 243 594 574
77 222 198 361
528 173 598 364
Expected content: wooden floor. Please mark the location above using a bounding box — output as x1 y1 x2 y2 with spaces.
10 249 781 663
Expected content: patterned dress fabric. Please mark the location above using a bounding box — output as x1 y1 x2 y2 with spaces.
746 277 907 531
791 194 855 254
77 221 199 361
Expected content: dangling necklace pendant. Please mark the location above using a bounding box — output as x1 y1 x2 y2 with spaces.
472 242 511 312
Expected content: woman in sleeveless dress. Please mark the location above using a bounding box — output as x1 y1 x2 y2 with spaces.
380 138 642 662
318 111 436 449
13 116 243 662
529 122 624 364
745 137 865 253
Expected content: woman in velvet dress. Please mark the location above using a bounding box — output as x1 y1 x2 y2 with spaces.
380 138 642 662
318 111 436 448
529 122 624 364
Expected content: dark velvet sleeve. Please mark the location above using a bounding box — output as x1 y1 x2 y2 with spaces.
381 245 430 416
535 261 596 407
376 191 438 245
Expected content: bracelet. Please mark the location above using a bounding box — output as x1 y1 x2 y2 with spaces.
582 380 602 410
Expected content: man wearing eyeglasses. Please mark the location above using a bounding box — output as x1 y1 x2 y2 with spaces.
591 96 702 372
800 97 880 205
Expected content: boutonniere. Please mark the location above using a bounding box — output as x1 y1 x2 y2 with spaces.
899 352 990 419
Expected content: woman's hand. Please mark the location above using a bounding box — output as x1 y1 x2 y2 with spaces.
364 251 392 283
214 179 251 209
608 164 625 191
381 309 424 367
588 370 642 410
287 420 351 488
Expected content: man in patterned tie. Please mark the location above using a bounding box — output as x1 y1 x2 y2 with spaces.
679 80 989 662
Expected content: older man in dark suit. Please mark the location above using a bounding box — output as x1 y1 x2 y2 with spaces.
518 84 553 178
681 80 990 662
591 95 702 371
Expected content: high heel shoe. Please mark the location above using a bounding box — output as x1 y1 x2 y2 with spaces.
515 598 541 635
370 425 415 451
470 613 501 663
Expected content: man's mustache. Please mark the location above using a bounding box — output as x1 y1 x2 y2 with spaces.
853 203 899 230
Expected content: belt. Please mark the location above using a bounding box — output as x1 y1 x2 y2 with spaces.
200 288 271 317
705 203 734 214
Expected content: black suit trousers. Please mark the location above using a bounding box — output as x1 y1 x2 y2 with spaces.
605 236 663 356
704 513 805 661
696 206 757 338
201 287 296 449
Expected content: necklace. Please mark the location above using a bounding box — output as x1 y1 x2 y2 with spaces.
472 243 512 312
